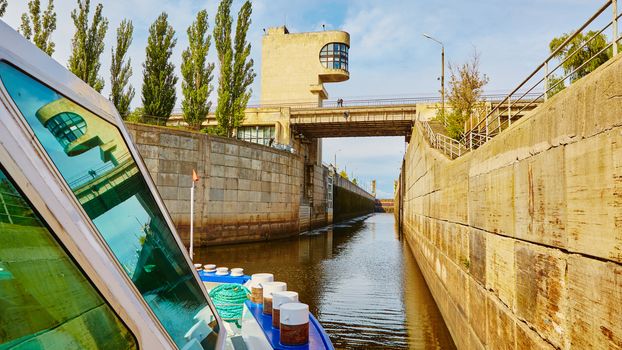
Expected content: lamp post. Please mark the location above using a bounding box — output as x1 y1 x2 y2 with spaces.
333 148 342 170
423 33 446 126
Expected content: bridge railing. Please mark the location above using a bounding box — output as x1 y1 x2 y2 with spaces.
462 0 621 151
67 152 132 189
168 93 540 116
418 120 465 159
244 93 539 110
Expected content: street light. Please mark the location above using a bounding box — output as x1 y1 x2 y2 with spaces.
423 33 446 126
334 149 342 170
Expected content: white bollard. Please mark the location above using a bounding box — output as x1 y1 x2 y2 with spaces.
272 291 299 328
262 281 287 315
249 273 274 304
280 302 309 346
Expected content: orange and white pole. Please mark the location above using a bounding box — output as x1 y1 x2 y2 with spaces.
190 169 199 260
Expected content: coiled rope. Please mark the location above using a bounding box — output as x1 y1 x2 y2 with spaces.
208 283 250 326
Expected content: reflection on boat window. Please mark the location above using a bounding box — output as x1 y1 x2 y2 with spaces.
0 62 219 349
0 166 137 349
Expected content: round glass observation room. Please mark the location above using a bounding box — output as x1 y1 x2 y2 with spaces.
320 42 349 71
45 112 87 148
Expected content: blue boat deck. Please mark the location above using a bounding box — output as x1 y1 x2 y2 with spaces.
199 271 334 350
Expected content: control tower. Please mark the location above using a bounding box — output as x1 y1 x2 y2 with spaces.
260 26 350 106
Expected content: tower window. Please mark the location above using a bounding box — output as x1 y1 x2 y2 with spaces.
45 112 87 148
320 42 349 71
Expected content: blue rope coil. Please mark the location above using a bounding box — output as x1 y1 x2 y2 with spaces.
208 283 250 325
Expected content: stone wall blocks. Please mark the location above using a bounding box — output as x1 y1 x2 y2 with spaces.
160 147 180 160
485 235 516 311
160 133 181 148
224 155 239 167
224 190 238 202
468 228 487 286
124 123 352 247
225 143 239 156
209 188 224 201
485 295 517 350
157 173 178 187
225 178 238 190
239 146 252 158
514 242 567 348
136 130 159 145
565 129 622 263
137 144 161 159
209 176 225 189
211 165 225 177
211 153 225 165
159 159 180 173
143 158 158 173
178 136 198 150
211 141 225 154
567 255 622 349
158 186 179 200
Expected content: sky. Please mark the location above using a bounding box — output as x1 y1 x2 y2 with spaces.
0 0 603 197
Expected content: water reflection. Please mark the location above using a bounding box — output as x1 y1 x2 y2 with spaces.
196 213 455 349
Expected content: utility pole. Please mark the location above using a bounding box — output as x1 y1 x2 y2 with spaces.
333 148 342 170
423 33 446 126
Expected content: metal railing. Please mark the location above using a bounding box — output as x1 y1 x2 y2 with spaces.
67 152 132 189
462 0 621 150
248 93 537 110
418 120 465 159
169 93 539 116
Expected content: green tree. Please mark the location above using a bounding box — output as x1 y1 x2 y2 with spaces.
213 0 255 137
68 0 108 92
446 50 488 139
110 19 135 119
181 10 215 130
231 1 255 134
549 31 611 84
213 0 233 136
546 74 566 99
0 0 8 17
142 12 178 125
19 0 56 56
127 107 143 123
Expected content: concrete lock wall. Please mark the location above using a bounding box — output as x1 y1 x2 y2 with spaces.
127 123 305 246
397 54 622 350
333 175 375 222
126 123 373 246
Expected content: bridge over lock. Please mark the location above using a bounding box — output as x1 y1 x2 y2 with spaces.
168 94 540 145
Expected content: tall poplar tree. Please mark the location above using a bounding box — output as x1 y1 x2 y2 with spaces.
181 10 215 129
214 0 233 136
231 1 255 132
68 0 108 93
0 0 8 17
110 19 135 119
213 0 255 137
142 12 177 125
19 0 56 56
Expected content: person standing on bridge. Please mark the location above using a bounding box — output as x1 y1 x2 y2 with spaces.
337 98 343 107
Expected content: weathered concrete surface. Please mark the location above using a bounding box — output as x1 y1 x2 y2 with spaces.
126 124 373 245
396 54 622 349
127 124 305 246
333 175 375 222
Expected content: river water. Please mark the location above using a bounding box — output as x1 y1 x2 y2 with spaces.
196 213 456 349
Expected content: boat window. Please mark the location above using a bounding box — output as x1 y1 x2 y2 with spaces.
0 166 138 349
0 62 220 349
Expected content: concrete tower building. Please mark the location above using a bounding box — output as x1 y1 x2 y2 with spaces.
260 26 350 106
